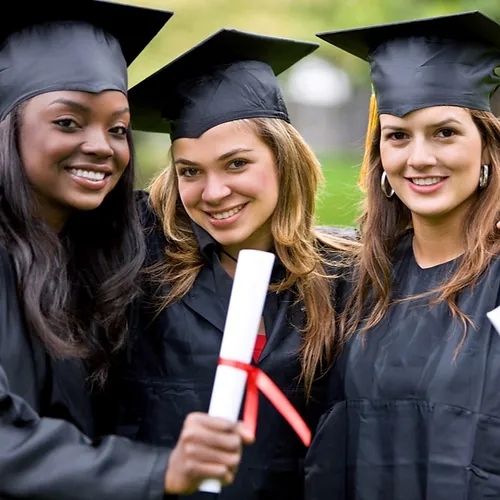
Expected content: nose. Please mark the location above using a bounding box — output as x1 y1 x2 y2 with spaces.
201 173 231 205
80 127 114 159
407 137 437 170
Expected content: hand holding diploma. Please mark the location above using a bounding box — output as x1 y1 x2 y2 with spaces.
165 413 254 495
199 249 311 494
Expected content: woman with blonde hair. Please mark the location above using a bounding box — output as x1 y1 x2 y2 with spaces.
110 28 356 500
306 11 500 500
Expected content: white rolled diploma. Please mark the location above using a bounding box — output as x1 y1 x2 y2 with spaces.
198 249 276 494
487 305 500 335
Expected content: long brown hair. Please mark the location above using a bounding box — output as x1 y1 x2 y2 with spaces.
148 117 357 397
342 109 500 348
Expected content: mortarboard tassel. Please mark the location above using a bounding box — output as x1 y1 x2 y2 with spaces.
359 89 378 191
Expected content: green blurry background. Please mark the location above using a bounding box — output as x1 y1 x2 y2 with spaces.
119 0 500 227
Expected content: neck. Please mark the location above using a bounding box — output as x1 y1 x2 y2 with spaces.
36 200 69 233
411 205 469 268
220 251 238 278
220 225 273 278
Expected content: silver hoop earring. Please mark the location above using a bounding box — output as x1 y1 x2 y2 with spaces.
381 171 395 198
479 164 490 189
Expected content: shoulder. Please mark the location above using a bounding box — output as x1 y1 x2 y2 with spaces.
134 191 167 264
0 248 24 340
134 190 160 229
0 247 15 283
315 225 359 241
313 226 359 275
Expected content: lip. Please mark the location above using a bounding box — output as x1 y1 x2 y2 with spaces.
406 176 448 194
205 203 248 228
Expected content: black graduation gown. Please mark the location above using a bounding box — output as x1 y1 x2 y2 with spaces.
305 234 500 500
111 194 328 500
0 247 170 500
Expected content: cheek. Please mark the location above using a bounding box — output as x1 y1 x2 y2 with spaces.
243 165 279 200
114 140 131 172
458 144 482 173
21 128 75 169
177 181 201 210
19 124 45 168
380 145 405 176
453 165 481 198
443 140 482 186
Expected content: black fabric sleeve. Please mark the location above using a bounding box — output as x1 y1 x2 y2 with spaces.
0 249 172 500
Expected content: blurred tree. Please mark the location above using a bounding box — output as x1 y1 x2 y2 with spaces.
120 0 500 225
123 0 500 86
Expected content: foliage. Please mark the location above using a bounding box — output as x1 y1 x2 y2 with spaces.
316 154 363 226
123 0 500 86
124 0 499 227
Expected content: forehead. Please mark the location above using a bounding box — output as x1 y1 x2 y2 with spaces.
379 105 473 126
24 89 129 111
172 119 263 158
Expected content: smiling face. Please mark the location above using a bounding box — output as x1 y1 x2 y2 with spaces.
172 120 279 255
379 106 489 224
19 89 131 230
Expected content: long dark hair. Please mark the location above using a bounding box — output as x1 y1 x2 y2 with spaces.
0 104 145 385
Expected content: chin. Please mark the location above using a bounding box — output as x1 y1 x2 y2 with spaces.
67 197 107 212
212 231 249 248
211 235 243 247
410 207 453 220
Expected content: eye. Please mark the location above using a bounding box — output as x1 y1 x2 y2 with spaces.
54 118 79 129
228 159 248 169
179 167 200 178
436 128 456 138
110 125 129 136
386 131 408 141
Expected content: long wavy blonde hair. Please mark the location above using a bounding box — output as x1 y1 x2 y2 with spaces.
148 117 357 397
341 109 500 350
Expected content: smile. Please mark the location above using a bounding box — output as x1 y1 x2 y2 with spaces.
209 204 246 220
68 168 107 181
410 177 446 186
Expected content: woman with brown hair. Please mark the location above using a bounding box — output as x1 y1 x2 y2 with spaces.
306 11 500 500
110 28 356 500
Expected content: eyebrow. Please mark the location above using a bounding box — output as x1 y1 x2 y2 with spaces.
174 148 254 167
48 98 130 117
218 147 253 161
381 118 463 132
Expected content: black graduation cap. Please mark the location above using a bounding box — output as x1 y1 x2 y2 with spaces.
317 11 500 117
128 28 319 138
0 0 174 121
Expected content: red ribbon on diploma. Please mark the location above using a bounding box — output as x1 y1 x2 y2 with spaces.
217 358 311 447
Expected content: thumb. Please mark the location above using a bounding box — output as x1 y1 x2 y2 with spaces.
236 422 255 445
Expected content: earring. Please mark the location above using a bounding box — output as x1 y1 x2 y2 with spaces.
381 171 395 198
479 164 490 189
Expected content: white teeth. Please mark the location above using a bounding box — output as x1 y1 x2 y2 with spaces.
212 205 244 220
69 168 106 181
411 177 444 186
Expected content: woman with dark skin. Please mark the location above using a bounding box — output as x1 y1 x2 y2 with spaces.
0 3 251 499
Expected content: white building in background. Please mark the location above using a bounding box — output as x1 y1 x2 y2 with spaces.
282 55 371 155
286 55 352 108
